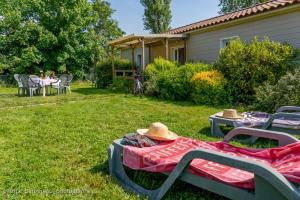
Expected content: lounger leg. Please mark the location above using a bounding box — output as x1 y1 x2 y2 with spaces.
255 176 290 200
109 144 177 200
210 119 225 137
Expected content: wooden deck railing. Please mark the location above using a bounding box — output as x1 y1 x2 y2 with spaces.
114 70 136 79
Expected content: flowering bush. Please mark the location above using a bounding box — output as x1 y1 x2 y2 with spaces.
156 62 212 100
192 70 223 86
191 70 228 105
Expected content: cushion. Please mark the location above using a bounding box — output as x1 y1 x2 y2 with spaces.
123 137 300 189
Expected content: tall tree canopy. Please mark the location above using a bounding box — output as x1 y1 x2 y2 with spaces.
218 0 268 14
0 0 122 77
140 0 172 33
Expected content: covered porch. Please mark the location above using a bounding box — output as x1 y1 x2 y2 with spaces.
108 33 187 79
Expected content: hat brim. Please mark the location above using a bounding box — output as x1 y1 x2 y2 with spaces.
216 112 243 119
137 129 178 141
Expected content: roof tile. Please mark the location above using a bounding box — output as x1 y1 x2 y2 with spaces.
168 0 300 34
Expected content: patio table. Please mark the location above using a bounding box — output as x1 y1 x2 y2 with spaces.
39 78 60 97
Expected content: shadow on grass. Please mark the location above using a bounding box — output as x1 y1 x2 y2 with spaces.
0 94 19 97
90 160 109 175
72 87 231 111
72 87 112 95
137 95 231 109
93 159 227 200
198 127 214 137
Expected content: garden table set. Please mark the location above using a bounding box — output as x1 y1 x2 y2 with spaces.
14 74 73 97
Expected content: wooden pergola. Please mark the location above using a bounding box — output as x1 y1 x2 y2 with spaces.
108 34 187 79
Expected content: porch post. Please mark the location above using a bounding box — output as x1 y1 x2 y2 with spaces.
184 39 187 64
165 38 169 60
112 46 115 79
141 39 145 73
131 46 135 71
148 45 151 64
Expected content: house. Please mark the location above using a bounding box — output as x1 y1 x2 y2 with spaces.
108 0 300 76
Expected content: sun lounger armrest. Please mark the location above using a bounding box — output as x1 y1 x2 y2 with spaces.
262 112 300 130
277 106 300 113
223 127 298 146
269 112 300 121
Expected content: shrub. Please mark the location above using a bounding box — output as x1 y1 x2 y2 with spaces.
156 62 212 100
96 58 132 88
254 70 300 113
110 77 133 92
215 37 299 104
191 70 228 105
144 57 177 95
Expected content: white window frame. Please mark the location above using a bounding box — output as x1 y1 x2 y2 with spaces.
171 45 184 62
220 36 239 49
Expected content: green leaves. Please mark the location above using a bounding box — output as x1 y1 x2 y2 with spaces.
215 37 299 104
144 58 213 100
255 70 300 112
140 0 172 33
218 0 268 14
0 0 122 77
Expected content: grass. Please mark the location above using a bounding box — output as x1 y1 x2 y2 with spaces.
0 83 290 199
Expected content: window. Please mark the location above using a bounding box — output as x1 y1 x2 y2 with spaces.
172 47 185 65
220 36 239 49
136 54 142 68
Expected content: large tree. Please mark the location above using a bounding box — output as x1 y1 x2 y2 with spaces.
218 0 268 14
0 0 122 77
140 0 172 33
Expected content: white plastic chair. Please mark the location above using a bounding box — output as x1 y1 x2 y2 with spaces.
14 74 24 96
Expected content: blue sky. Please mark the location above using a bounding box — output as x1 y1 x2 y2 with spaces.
107 0 220 34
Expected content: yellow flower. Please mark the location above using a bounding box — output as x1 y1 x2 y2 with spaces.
192 70 224 86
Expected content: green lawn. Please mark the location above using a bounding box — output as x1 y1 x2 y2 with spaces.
0 83 272 199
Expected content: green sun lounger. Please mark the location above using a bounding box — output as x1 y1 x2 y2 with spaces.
108 127 300 200
209 106 300 141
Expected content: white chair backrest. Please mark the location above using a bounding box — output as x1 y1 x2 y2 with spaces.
14 74 23 87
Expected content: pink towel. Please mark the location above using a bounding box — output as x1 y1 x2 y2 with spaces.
123 137 300 189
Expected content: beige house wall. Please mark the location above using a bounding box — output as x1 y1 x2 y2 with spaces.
120 48 150 67
187 10 300 63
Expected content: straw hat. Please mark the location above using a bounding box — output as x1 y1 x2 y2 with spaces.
137 122 178 141
216 109 243 119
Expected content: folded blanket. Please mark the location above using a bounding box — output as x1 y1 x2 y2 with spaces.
123 137 300 189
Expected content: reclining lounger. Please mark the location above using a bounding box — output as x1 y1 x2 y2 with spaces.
108 128 300 200
210 106 300 139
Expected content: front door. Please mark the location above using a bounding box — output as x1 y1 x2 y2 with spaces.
136 54 142 73
178 48 185 65
173 47 185 65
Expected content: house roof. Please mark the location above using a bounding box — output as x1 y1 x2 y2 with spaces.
168 0 300 34
109 33 186 48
